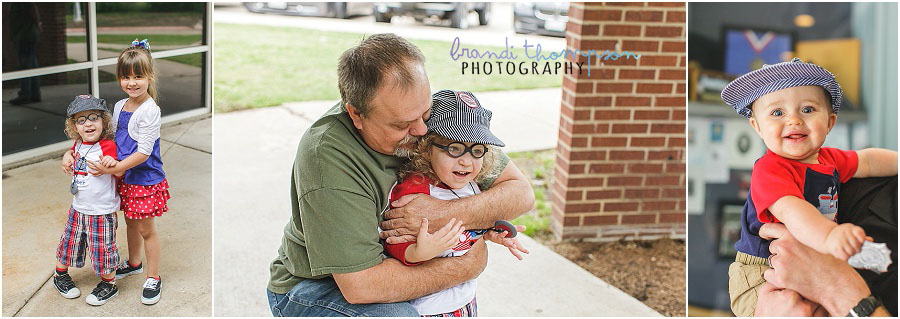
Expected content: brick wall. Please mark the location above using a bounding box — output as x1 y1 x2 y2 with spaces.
550 2 686 241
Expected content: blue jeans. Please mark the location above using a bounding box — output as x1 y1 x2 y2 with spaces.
266 277 419 317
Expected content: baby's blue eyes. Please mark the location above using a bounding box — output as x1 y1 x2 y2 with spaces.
770 107 814 116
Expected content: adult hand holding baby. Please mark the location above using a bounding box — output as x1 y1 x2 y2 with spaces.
760 223 876 316
381 194 450 244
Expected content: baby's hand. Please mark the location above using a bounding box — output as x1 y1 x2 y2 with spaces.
407 218 465 263
100 156 118 168
825 223 867 261
484 229 530 260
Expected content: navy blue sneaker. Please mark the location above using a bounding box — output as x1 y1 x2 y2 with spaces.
142 277 161 305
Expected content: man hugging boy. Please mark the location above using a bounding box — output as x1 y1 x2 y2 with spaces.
721 58 898 316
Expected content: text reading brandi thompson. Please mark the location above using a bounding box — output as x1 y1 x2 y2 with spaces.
450 37 641 77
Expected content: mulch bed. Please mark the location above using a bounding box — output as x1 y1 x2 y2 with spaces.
533 234 686 317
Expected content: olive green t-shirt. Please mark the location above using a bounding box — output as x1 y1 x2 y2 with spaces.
268 102 509 294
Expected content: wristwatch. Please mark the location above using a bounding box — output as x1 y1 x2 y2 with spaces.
848 295 882 317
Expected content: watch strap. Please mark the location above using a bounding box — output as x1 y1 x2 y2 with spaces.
848 295 881 317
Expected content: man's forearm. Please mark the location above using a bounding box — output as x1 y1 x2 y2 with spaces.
334 240 488 304
443 162 535 230
446 179 534 229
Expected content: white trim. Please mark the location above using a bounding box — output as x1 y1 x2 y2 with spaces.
88 2 99 96
152 45 210 59
206 2 213 112
2 108 210 169
1 62 93 81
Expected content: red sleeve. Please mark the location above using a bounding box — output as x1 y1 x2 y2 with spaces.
70 140 77 152
384 241 422 266
384 174 432 266
389 174 431 206
819 147 858 183
99 139 118 159
750 155 804 223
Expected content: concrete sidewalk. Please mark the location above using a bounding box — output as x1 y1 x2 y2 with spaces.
213 88 661 316
2 116 212 317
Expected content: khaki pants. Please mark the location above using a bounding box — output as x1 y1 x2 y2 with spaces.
728 252 770 317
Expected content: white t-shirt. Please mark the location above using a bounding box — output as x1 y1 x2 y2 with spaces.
70 139 120 215
382 180 482 315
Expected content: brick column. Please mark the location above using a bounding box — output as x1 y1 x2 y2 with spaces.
550 2 686 241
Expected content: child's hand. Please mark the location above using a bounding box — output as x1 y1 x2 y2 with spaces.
406 218 465 263
61 150 75 176
484 229 530 260
825 223 867 260
100 155 118 168
86 159 117 176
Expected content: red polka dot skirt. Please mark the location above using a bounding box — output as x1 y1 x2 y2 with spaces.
118 178 170 219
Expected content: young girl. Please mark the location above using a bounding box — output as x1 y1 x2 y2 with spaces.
384 90 529 317
55 95 122 306
73 39 170 305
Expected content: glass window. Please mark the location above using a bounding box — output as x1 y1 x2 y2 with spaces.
98 52 204 116
2 70 90 155
2 3 90 71
95 3 205 59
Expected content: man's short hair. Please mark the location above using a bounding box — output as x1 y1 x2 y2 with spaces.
337 33 426 116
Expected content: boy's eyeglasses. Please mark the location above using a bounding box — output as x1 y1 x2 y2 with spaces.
74 113 101 125
432 142 487 158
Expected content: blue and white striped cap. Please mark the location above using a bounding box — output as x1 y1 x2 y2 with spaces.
721 58 843 118
428 89 505 147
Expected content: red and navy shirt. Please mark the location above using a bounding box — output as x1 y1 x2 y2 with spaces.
735 147 858 258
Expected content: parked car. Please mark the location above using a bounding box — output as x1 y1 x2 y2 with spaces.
372 2 490 29
242 2 371 19
514 2 569 37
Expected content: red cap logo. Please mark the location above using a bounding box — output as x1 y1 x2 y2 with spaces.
458 92 478 109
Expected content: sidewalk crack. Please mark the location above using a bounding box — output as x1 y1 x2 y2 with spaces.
279 105 314 121
13 275 52 316
162 121 197 157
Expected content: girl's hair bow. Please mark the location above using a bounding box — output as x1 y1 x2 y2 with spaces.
131 39 151 52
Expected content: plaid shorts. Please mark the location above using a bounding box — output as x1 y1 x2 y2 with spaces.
422 297 477 317
56 207 119 276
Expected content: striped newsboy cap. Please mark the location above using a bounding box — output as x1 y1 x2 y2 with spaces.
428 89 505 147
721 58 843 118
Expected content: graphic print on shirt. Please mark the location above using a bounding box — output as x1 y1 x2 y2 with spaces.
73 151 89 184
802 167 840 221
448 230 482 256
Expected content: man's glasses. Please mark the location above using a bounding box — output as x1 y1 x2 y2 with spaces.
432 142 487 158
74 113 101 125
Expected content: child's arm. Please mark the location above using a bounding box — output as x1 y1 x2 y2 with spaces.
87 152 149 176
61 150 75 175
482 227 530 260
404 218 465 263
770 196 866 260
854 148 898 178
99 156 124 177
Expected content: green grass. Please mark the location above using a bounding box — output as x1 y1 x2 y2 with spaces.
508 150 557 237
68 34 202 46
66 12 202 27
214 23 563 112
161 54 203 68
